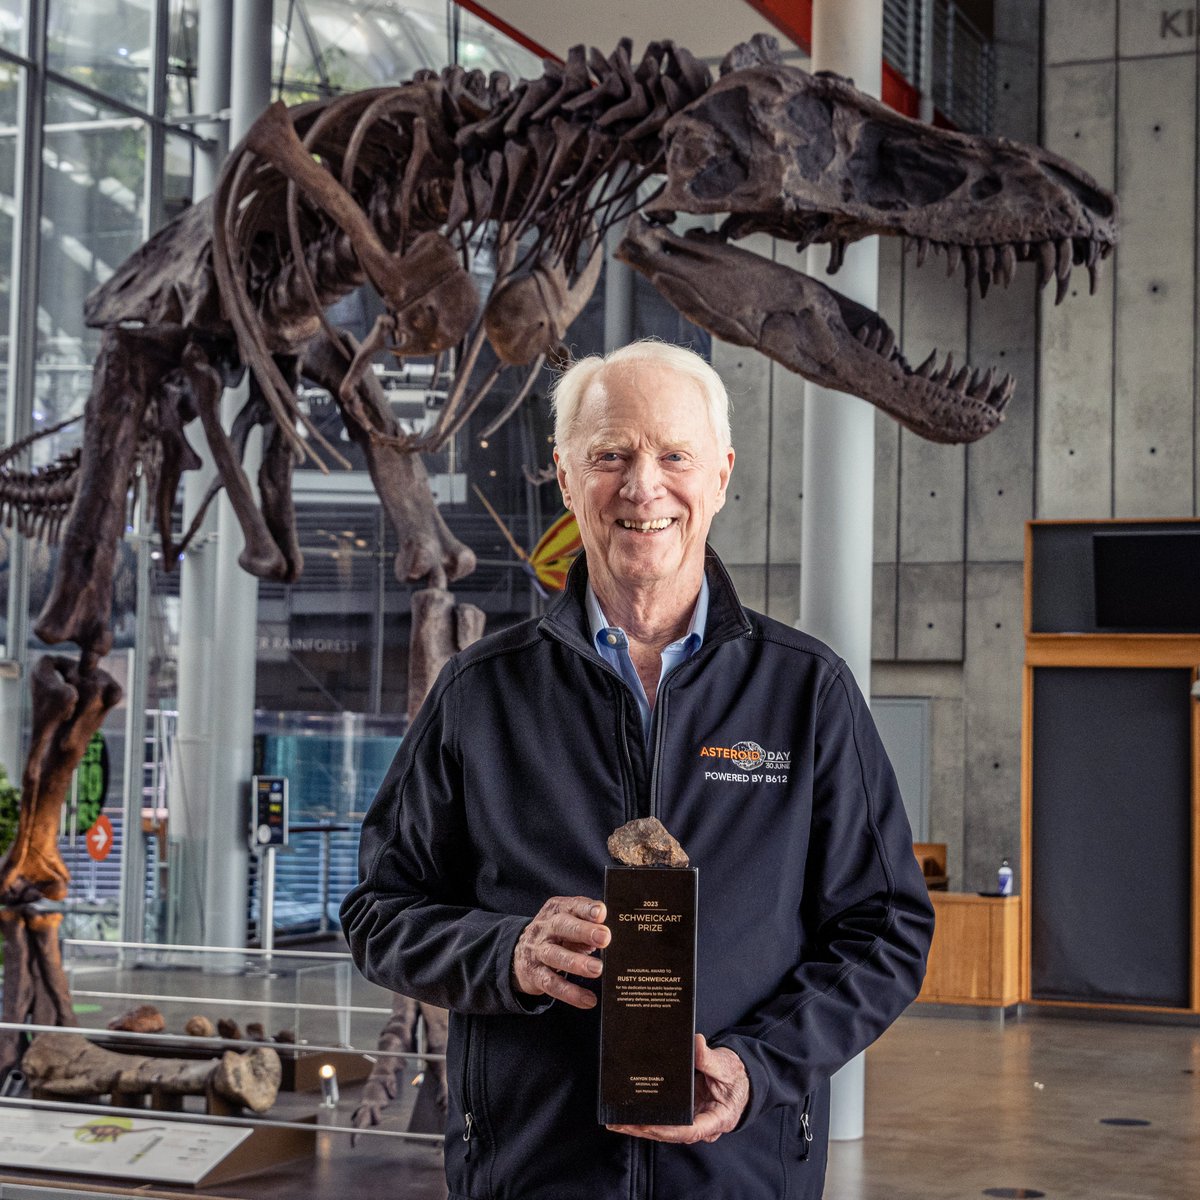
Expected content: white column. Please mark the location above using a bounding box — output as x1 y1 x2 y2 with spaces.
604 220 634 351
198 0 272 950
0 1 47 786
169 0 232 946
801 0 882 1144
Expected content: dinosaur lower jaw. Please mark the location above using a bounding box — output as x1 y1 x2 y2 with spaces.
617 215 1011 445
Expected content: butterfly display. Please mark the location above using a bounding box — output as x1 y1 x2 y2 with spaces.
473 486 582 597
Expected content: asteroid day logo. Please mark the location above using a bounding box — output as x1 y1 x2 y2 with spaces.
731 741 765 772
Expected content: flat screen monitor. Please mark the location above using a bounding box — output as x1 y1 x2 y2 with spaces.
1092 530 1200 631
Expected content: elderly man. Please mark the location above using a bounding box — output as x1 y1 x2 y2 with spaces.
342 340 933 1200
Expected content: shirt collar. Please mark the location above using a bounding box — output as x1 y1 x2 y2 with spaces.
586 575 709 652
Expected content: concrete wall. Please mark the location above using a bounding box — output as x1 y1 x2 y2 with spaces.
714 0 1199 890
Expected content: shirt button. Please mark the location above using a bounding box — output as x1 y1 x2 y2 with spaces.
606 632 619 646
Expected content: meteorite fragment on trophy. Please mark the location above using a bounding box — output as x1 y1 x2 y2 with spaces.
606 817 689 868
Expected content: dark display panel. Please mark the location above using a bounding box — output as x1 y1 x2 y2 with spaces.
1029 521 1200 633
1093 531 1200 631
1030 667 1192 1007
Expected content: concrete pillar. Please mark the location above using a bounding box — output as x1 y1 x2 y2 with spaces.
802 0 882 1145
0 1 47 783
171 0 270 950
198 0 272 950
604 219 634 352
169 0 232 947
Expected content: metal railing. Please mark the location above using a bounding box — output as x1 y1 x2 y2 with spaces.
883 0 995 133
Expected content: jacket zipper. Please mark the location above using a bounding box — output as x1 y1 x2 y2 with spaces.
460 1016 476 1158
648 678 669 819
798 1094 813 1161
615 689 636 823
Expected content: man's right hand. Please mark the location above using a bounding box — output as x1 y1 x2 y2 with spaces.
512 896 610 1009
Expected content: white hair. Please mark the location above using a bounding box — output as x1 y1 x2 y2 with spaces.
551 339 732 452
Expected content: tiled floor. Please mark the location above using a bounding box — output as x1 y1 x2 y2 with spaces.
827 1010 1200 1200
5 945 1199 1199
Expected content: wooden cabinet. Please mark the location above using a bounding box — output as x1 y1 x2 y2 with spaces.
915 893 1021 1007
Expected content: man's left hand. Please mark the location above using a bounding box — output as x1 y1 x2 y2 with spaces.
607 1034 749 1145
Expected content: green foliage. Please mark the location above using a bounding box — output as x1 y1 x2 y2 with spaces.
0 761 18 856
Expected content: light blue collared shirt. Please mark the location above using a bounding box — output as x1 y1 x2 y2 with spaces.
586 576 709 742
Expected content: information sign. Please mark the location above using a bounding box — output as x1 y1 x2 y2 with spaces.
252 775 289 847
86 813 114 862
0 1105 251 1185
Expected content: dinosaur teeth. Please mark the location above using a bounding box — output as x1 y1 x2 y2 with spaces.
970 367 996 398
963 246 978 291
916 237 929 267
1037 241 1055 289
999 244 1017 287
1055 276 1070 305
915 350 938 378
1087 258 1101 294
827 237 847 274
945 243 961 276
975 246 992 298
950 365 971 392
855 325 870 345
1055 236 1072 280
1054 249 1072 304
879 328 895 358
991 373 1017 411
935 352 955 385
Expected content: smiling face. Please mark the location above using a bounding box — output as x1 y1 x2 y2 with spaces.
555 361 734 616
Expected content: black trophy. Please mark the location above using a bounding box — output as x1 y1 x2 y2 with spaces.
598 817 698 1126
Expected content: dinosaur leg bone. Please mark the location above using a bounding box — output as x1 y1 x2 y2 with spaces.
256 360 304 584
35 329 166 653
303 331 476 590
0 654 122 1072
407 589 485 722
484 237 603 366
23 1031 282 1113
184 344 292 581
152 369 204 567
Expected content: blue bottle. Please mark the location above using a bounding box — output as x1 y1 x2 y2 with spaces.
998 858 1013 896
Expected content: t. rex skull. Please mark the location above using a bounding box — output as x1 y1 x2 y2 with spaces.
619 37 1119 443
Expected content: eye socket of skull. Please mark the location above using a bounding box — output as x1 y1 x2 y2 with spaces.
848 124 970 210
674 86 755 201
1039 160 1116 220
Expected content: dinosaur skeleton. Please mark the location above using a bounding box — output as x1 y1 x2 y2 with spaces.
0 36 1117 1071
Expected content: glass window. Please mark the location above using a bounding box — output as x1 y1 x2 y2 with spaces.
35 84 146 447
0 0 21 56
162 129 192 222
0 59 16 645
47 0 154 111
457 5 542 81
0 60 20 427
166 0 198 121
272 0 543 103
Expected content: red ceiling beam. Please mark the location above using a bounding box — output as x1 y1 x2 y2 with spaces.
453 0 561 64
743 0 813 53
455 1 943 125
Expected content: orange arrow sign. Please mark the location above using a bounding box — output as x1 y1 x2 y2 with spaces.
86 813 114 862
